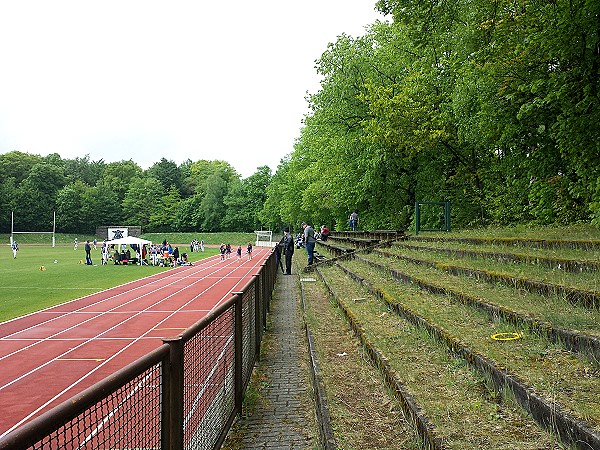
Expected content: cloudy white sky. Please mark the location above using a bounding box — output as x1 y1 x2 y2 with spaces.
0 1 383 178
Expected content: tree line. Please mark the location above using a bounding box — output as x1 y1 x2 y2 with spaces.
2 0 599 234
265 0 600 231
0 152 272 234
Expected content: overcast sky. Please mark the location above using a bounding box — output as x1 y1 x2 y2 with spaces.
0 1 383 178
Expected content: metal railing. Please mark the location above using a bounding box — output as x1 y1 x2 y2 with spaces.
0 251 277 450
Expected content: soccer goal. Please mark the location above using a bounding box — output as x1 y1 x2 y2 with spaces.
10 211 56 247
254 230 273 247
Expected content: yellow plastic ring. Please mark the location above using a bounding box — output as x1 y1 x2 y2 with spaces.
491 332 522 341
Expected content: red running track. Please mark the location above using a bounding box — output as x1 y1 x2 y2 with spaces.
0 247 272 438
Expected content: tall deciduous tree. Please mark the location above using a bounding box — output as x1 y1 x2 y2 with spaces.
199 171 228 232
56 181 88 233
150 185 182 232
102 160 143 204
146 158 182 192
121 177 164 229
270 0 600 230
224 165 272 232
14 163 65 231
82 182 121 232
63 155 105 186
0 151 44 185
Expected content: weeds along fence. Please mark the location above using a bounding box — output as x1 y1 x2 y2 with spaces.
0 251 278 450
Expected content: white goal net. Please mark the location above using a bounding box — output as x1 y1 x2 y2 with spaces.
254 230 273 247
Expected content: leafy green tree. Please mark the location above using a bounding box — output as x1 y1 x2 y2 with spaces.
149 185 182 232
57 179 120 235
199 171 228 231
223 165 272 231
222 178 246 231
82 182 122 232
13 163 65 231
188 160 239 198
146 158 182 192
286 26 418 231
63 155 105 186
175 194 204 231
259 158 289 230
0 151 44 185
121 177 164 230
179 159 195 197
56 181 88 233
0 177 17 232
102 160 143 203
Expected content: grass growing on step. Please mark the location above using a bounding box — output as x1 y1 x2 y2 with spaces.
382 246 599 293
361 252 600 338
341 258 600 429
320 265 564 449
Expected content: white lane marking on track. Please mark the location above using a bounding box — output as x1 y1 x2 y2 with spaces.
0 254 225 328
0 256 228 372
0 287 111 290
0 256 225 344
0 255 238 389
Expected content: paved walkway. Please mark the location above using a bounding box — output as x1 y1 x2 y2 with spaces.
223 272 317 449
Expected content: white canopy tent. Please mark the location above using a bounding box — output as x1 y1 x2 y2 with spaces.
107 236 152 247
107 236 153 265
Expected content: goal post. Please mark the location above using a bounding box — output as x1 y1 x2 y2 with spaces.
254 230 273 247
10 211 56 247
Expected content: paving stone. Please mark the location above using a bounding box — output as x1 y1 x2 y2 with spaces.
224 274 317 449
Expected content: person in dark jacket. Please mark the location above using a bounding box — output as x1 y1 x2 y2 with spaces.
282 227 294 274
85 240 92 265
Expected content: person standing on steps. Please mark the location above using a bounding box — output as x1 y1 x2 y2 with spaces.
349 210 359 231
302 222 316 266
283 227 294 274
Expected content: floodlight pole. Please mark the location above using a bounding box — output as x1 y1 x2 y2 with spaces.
52 211 56 247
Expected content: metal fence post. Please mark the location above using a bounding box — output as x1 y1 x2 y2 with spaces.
252 274 262 359
160 347 172 450
261 262 269 315
234 294 243 415
163 337 184 450
415 201 421 235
